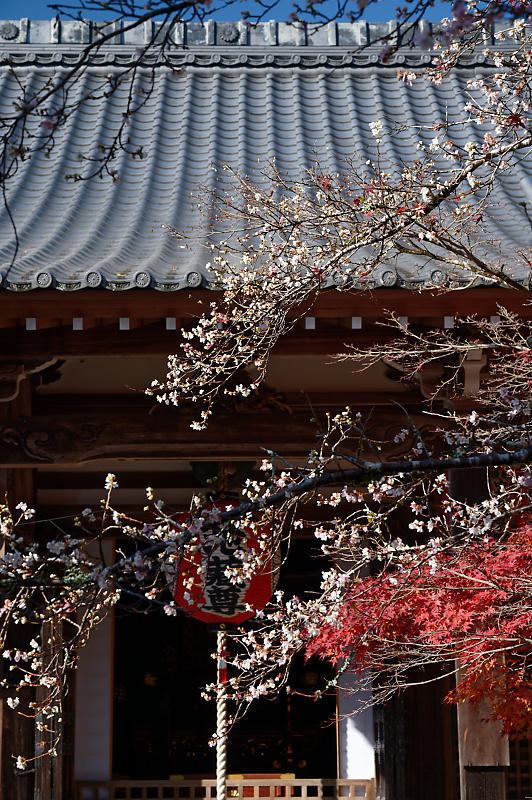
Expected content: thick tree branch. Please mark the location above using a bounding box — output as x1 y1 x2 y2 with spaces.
217 444 532 521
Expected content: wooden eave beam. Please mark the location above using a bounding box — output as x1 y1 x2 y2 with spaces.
33 391 423 414
0 321 399 358
0 287 528 358
0 403 435 466
306 287 532 318
0 287 529 327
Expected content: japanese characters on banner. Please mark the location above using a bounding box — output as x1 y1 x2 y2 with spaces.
174 501 274 623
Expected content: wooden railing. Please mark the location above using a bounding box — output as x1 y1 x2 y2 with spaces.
76 777 376 800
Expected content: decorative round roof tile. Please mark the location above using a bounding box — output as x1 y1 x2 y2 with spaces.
218 23 240 43
0 23 19 40
430 270 445 286
186 271 202 288
380 270 398 287
36 271 53 288
86 271 103 288
135 271 151 288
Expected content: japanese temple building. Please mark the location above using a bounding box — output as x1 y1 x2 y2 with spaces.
0 16 532 800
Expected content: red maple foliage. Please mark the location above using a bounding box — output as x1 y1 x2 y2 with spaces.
306 526 532 734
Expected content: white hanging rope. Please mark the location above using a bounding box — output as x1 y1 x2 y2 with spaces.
216 625 228 800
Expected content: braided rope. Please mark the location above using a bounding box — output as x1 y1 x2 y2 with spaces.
216 627 228 800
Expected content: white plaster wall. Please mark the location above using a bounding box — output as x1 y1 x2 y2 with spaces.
337 671 375 780
74 540 114 781
74 609 114 780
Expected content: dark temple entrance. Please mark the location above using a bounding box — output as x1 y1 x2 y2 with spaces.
112 611 336 780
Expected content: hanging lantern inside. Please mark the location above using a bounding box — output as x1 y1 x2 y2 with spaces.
174 501 275 623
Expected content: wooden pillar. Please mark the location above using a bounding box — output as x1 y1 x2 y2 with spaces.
0 372 67 799
60 670 76 800
456 691 509 800
74 542 115 784
383 694 406 800
449 469 510 800
0 464 36 800
34 622 64 800
373 696 406 800
0 376 36 800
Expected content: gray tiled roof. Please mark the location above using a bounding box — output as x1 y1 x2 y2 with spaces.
0 20 530 291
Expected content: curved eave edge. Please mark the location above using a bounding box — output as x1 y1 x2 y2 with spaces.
0 49 511 69
0 275 506 292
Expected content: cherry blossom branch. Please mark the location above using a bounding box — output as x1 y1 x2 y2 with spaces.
216 444 532 523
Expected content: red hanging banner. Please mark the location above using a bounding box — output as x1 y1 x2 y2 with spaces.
174 501 274 623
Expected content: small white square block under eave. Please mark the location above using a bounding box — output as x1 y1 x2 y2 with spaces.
305 317 316 330
166 317 177 331
72 317 83 331
351 316 362 330
25 317 36 331
119 317 130 331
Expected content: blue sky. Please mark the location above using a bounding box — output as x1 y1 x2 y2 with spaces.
2 0 452 23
